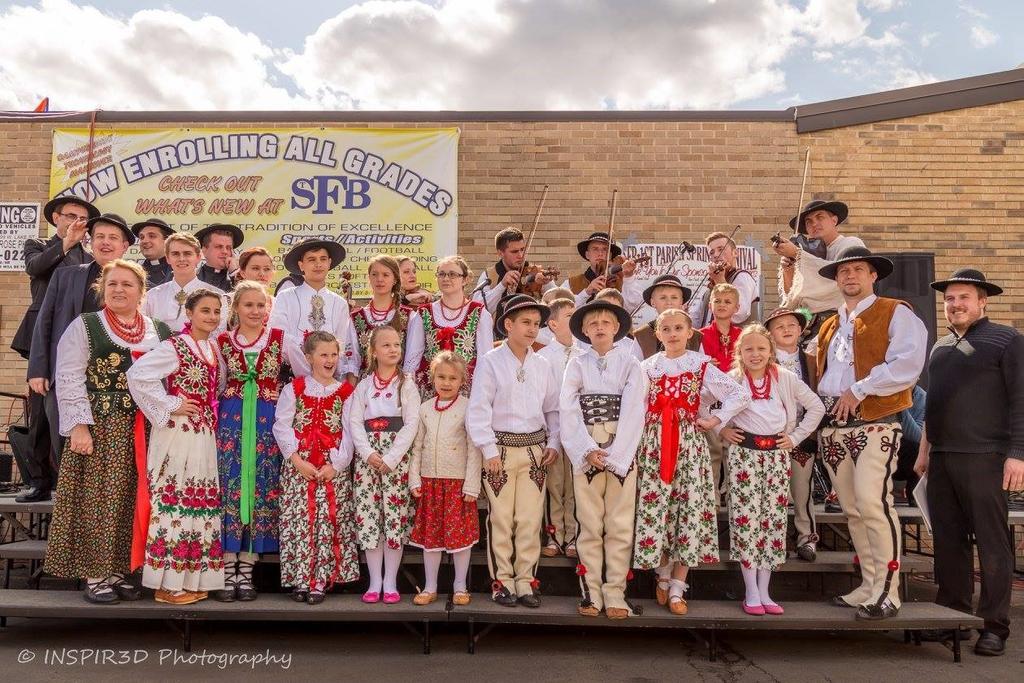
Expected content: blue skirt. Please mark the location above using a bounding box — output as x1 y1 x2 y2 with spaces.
216 396 282 554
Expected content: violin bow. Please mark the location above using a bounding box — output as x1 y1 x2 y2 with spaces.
626 239 697 317
515 184 550 284
793 148 811 234
601 189 619 278
689 223 743 304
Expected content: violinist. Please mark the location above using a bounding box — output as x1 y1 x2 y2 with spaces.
774 200 865 335
688 232 759 327
473 227 555 315
563 231 642 311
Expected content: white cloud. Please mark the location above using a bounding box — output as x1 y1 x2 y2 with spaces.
0 0 311 110
919 31 939 47
887 67 937 89
863 0 902 10
957 2 988 20
813 51 835 62
970 25 998 48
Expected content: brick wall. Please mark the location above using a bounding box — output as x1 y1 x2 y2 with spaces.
0 101 1020 399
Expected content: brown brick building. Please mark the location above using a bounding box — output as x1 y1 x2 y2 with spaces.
0 69 1021 397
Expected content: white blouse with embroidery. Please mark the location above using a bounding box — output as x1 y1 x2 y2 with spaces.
349 371 422 470
272 377 354 471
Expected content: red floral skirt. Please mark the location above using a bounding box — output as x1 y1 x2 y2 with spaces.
409 477 479 552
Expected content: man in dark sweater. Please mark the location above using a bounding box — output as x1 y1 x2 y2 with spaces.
915 268 1024 656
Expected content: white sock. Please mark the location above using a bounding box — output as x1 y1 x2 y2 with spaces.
86 578 113 594
383 544 404 594
422 551 442 594
365 541 385 594
757 569 776 606
452 548 471 593
741 566 761 606
668 579 687 601
655 564 672 583
237 551 257 585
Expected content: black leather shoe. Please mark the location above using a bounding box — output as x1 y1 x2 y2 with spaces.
83 584 120 605
111 581 143 601
824 501 843 514
307 591 326 605
492 587 517 607
829 595 856 608
15 487 51 503
518 592 541 609
855 600 899 621
236 583 258 601
918 628 974 642
212 587 237 602
974 631 1006 656
289 588 309 603
796 544 817 562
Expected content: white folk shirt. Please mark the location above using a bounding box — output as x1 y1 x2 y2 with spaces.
126 334 216 429
268 282 351 377
727 367 826 444
54 313 167 437
640 351 751 435
472 269 556 316
536 336 585 380
559 347 647 476
348 371 421 471
562 275 644 314
142 277 228 334
817 294 928 400
272 377 355 471
689 269 758 327
342 307 426 376
466 343 561 460
779 234 866 314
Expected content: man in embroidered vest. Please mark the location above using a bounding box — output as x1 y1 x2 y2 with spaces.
775 200 865 338
473 227 554 316
689 231 759 328
914 268 1024 656
815 246 927 620
632 274 702 359
562 231 642 312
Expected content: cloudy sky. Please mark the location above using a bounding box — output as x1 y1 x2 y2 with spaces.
0 0 1019 111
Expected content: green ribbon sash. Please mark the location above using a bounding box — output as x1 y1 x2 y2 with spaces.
239 351 260 528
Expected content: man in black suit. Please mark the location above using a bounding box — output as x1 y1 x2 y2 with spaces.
195 223 243 291
131 218 174 288
12 195 98 503
27 213 133 488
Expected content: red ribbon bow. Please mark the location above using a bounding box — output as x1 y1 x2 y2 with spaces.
435 326 456 351
650 393 689 485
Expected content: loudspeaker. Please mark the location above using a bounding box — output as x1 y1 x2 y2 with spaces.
875 252 936 389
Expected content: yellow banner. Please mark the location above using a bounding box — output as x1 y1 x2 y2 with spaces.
49 127 459 296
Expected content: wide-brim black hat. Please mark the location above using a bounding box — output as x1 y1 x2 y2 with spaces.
789 200 848 234
569 299 633 344
817 245 893 281
43 196 100 226
283 239 346 276
642 274 692 306
86 212 135 246
576 231 622 260
763 307 810 331
131 217 175 238
930 267 1003 296
494 295 550 340
194 223 245 249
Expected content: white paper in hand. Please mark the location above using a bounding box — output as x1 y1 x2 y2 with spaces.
913 475 931 534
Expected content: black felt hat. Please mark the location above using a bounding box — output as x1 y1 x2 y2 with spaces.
789 200 848 234
763 307 810 331
130 217 175 238
817 245 893 281
569 299 633 344
43 195 100 226
283 239 347 276
194 223 245 249
642 274 693 306
576 231 622 259
494 295 550 340
930 267 1002 296
86 212 135 246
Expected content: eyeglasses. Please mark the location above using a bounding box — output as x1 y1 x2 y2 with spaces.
436 271 465 279
59 212 89 221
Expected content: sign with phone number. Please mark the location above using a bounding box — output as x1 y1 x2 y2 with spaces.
0 202 39 271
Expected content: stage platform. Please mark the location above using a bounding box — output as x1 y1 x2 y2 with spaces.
0 589 983 662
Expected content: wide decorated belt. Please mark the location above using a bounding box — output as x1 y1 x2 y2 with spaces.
579 393 621 425
364 416 405 433
738 432 783 451
818 396 897 429
494 429 547 448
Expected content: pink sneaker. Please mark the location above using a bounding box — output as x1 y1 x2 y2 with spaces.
742 602 765 616
763 603 785 615
382 592 401 604
361 591 380 604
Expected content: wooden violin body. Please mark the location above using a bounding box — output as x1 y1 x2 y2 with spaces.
517 262 560 298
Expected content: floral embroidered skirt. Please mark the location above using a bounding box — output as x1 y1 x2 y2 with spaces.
354 428 412 550
142 422 225 592
215 396 282 554
728 445 790 570
46 408 137 579
409 477 479 553
633 417 720 569
278 458 359 590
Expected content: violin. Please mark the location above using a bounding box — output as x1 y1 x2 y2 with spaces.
517 262 560 298
338 269 353 303
600 254 651 286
